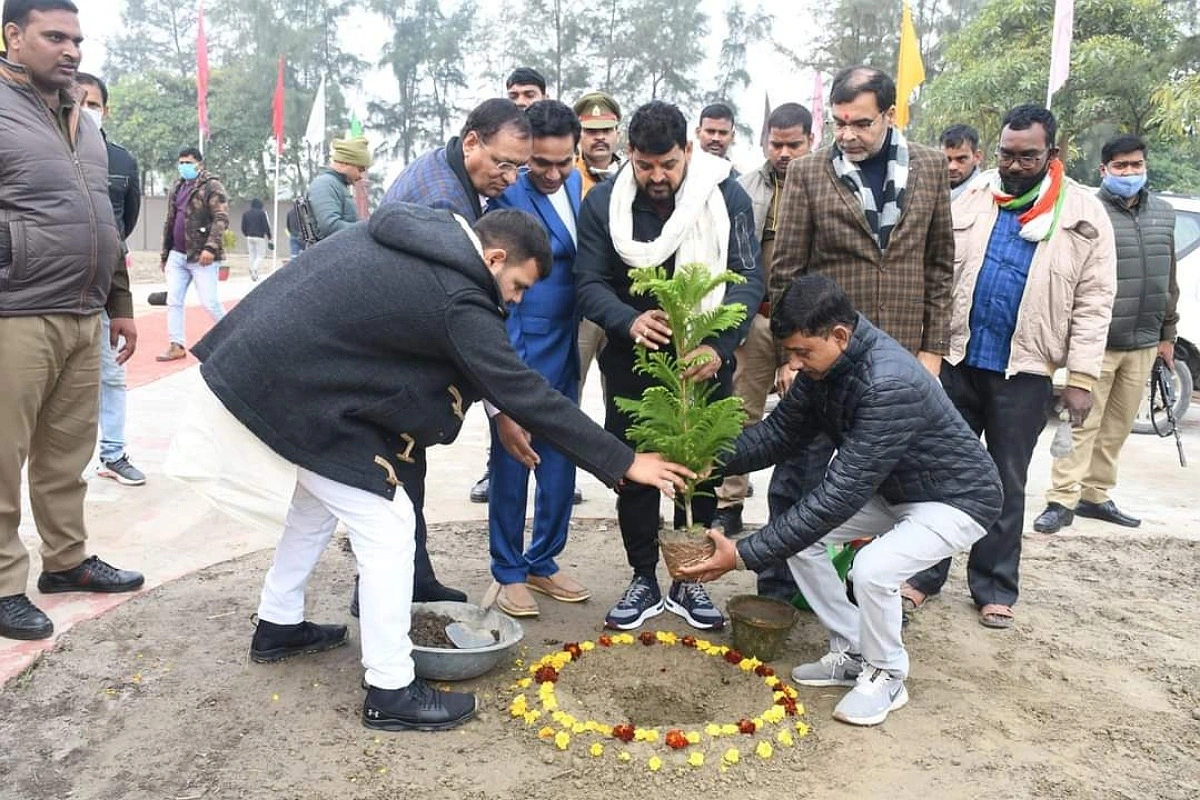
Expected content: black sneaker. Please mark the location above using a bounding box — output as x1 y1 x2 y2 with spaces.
250 619 348 663
363 679 477 731
469 472 489 503
37 555 144 594
0 594 54 640
666 580 725 630
714 504 744 537
98 454 147 486
603 575 663 630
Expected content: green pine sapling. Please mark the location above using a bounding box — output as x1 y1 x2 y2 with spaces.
614 263 749 531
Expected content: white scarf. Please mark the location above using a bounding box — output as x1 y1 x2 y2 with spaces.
608 148 732 311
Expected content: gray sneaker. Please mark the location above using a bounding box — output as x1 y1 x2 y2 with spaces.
791 650 865 687
832 667 909 726
99 455 146 486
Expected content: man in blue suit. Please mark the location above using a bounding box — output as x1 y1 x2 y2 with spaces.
484 101 590 617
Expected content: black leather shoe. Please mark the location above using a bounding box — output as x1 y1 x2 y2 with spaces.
363 679 477 731
1033 502 1075 533
250 619 348 663
572 488 583 505
0 594 54 640
469 472 489 503
350 577 360 619
413 581 468 603
1076 500 1141 528
37 555 144 594
714 504 744 537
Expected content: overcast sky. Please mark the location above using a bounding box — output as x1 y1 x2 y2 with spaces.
77 0 826 171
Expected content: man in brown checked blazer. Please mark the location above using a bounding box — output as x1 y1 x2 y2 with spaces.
751 65 954 602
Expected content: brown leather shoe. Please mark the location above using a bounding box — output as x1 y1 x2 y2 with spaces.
496 583 539 617
156 342 187 362
527 572 591 603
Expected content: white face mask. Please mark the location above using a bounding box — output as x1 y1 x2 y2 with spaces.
82 107 103 131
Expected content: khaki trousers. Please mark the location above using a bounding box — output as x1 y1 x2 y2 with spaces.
1046 346 1157 507
717 313 775 507
0 314 101 596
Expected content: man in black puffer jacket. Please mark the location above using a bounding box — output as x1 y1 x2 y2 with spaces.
680 275 1002 728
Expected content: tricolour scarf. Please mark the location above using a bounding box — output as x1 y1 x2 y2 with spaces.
831 127 910 251
989 158 1066 242
609 149 732 312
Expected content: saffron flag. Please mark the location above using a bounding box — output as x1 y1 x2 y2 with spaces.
303 75 326 150
1047 0 1074 108
272 57 285 154
896 1 925 130
196 1 209 142
811 72 825 147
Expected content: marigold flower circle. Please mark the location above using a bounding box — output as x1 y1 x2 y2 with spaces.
508 630 811 771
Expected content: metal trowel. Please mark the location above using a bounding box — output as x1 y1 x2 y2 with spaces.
445 621 496 649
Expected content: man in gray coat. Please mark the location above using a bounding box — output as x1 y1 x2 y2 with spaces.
308 136 371 241
1034 134 1179 533
190 204 693 731
0 0 143 642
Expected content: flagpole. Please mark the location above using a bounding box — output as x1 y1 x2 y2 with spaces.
272 150 280 273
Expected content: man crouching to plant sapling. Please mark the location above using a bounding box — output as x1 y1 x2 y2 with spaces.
679 275 1002 726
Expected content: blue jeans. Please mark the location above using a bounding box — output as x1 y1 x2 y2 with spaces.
98 310 126 462
289 236 304 258
165 250 225 346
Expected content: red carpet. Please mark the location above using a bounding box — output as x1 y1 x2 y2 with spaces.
125 301 237 388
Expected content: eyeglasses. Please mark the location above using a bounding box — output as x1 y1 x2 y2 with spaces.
994 149 1049 169
479 139 523 177
831 113 882 134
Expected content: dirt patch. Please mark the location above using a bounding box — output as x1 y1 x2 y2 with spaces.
411 611 460 649
1 519 1198 800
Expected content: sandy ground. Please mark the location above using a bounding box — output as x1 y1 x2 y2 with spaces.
2 516 1197 800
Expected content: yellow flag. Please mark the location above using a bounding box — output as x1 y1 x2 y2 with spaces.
896 2 926 129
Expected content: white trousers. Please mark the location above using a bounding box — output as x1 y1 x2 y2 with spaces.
787 496 986 678
258 468 417 690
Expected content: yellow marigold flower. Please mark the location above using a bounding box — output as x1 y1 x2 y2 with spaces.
571 722 586 734
777 730 794 747
722 747 740 765
765 676 781 688
580 641 595 651
542 695 558 711
595 724 613 737
753 717 764 729
783 685 798 699
720 723 739 736
617 751 632 762
516 677 532 688
746 656 762 669
795 721 811 737
655 631 678 645
509 695 528 717
695 639 713 651
738 659 755 671
583 720 598 732
644 729 659 743
523 710 541 725
554 731 570 751
647 756 663 772
755 741 774 759
589 743 604 758
634 728 649 741
514 658 525 667
537 726 555 739
687 752 705 767
685 731 701 744
772 690 787 702
705 723 722 737
795 703 806 716
762 706 786 724
612 633 635 645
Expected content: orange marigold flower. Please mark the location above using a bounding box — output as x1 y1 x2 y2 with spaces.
563 642 583 660
664 729 689 750
533 665 559 683
612 723 636 743
680 635 698 648
736 718 756 735
597 634 613 648
723 648 744 665
638 631 656 646
754 664 775 677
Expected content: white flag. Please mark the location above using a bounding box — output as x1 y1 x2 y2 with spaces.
303 76 327 150
1046 0 1074 108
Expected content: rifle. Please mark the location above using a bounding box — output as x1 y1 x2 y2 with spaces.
1149 356 1187 467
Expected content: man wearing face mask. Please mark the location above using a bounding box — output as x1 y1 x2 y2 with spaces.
902 105 1116 631
77 72 146 488
157 146 229 362
1033 134 1178 534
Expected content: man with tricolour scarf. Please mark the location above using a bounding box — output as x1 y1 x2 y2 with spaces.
764 65 954 604
903 104 1116 630
575 100 763 633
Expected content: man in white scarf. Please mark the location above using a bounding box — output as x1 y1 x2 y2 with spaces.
575 101 764 633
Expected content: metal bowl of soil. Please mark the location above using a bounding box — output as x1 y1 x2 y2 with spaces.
410 601 524 682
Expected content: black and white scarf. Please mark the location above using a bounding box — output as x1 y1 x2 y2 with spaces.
831 128 910 250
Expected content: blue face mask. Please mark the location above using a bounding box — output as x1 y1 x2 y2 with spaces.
178 162 199 181
1102 172 1147 199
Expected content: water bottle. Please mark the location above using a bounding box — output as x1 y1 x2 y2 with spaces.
1050 418 1074 458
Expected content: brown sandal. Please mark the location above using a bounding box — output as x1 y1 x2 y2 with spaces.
979 603 1014 629
900 583 927 616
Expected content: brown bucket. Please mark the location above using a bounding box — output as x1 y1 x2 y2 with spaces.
727 594 800 661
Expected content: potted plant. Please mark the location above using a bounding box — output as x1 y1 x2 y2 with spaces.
615 263 748 577
219 230 237 281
